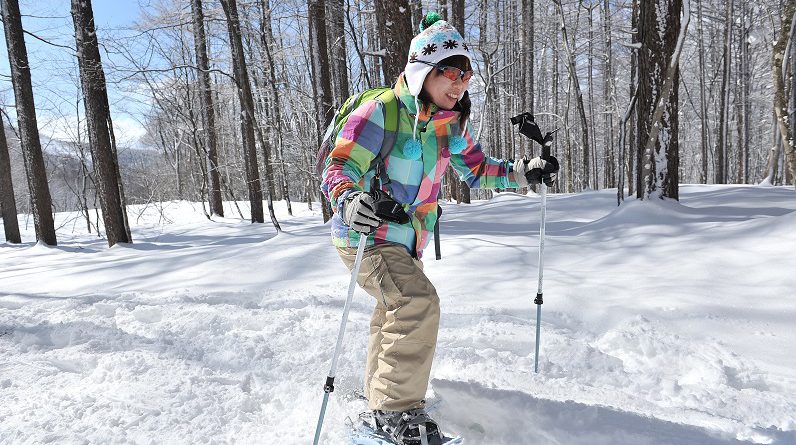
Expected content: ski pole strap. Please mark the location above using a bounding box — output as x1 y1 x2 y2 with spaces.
324 376 335 393
534 292 543 305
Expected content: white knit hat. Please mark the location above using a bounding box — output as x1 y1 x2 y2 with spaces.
399 12 472 159
404 12 473 97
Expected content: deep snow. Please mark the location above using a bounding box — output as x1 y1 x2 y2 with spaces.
1 185 794 445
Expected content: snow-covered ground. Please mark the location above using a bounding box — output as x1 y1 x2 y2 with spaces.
1 185 795 445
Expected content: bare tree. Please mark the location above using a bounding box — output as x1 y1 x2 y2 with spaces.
628 0 639 196
639 0 689 200
773 0 796 186
259 0 292 216
696 0 709 184
308 0 334 221
714 0 733 184
71 0 132 246
583 1 598 189
736 3 751 184
190 0 224 217
376 0 413 83
522 0 534 115
220 0 265 223
554 0 591 190
0 120 20 243
327 0 350 105
1 0 57 245
451 0 470 204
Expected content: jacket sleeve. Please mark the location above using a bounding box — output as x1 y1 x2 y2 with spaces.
321 100 385 211
448 121 520 189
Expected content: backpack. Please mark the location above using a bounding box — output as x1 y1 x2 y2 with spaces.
314 87 400 181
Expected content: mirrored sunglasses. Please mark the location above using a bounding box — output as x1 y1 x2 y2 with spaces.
412 59 473 82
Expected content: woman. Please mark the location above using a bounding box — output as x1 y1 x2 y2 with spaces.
321 12 557 445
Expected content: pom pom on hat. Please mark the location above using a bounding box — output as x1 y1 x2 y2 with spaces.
403 138 423 160
449 135 467 154
420 12 443 31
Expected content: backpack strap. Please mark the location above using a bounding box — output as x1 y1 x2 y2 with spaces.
370 89 399 192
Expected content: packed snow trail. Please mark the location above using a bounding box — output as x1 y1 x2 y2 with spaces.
1 185 794 444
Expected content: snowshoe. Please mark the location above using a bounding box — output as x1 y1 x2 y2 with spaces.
349 409 462 445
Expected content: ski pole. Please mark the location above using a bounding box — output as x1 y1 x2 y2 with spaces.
534 180 546 373
434 189 442 260
313 232 368 445
533 139 553 374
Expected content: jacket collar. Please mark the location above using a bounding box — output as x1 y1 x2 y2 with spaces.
394 73 438 121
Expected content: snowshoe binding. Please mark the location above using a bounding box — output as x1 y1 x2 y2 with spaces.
350 409 462 445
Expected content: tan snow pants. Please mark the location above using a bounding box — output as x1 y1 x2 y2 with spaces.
337 244 440 412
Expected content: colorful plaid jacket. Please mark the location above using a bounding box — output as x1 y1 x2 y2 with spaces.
321 73 519 258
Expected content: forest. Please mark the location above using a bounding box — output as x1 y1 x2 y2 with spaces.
1 0 794 247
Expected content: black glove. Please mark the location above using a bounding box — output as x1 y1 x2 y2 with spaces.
511 112 545 145
342 191 381 234
518 155 559 186
540 155 559 186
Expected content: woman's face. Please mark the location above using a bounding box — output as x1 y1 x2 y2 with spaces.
422 67 470 110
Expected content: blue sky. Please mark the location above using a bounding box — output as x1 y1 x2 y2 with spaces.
0 0 147 146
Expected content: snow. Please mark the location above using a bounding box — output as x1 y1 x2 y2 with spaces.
1 185 795 445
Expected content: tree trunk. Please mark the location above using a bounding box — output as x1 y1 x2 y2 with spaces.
260 0 292 215
523 0 534 116
328 0 350 105
220 0 265 223
308 0 334 221
773 1 796 186
242 22 277 204
714 0 733 184
450 0 470 203
639 0 687 200
584 2 598 189
190 0 224 217
409 0 423 27
64 0 131 240
603 0 615 189
628 0 638 196
555 0 590 191
792 16 796 182
1 0 57 245
376 0 413 83
0 121 20 243
439 0 448 20
696 0 709 184
738 3 751 183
